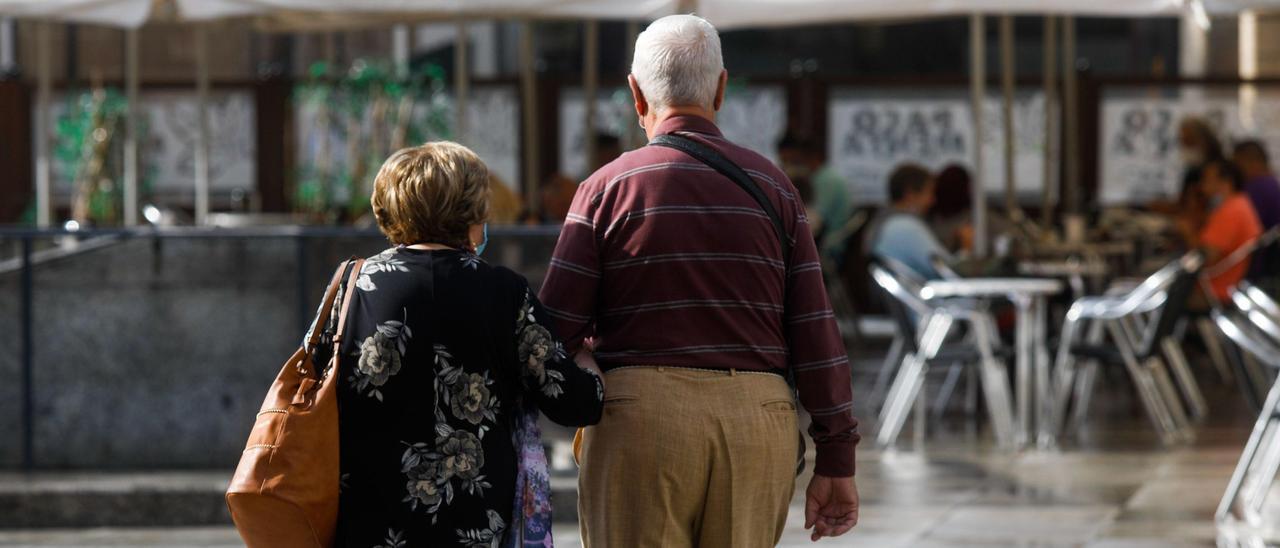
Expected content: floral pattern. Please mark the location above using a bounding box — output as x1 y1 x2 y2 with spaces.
395 341 502 525
457 510 507 548
451 372 497 426
506 406 555 548
400 426 493 523
373 529 407 548
324 248 602 547
516 291 567 399
358 248 411 292
349 310 412 401
460 252 483 270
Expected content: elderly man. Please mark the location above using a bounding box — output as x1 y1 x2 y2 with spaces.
540 14 859 547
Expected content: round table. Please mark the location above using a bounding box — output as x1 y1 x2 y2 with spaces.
924 278 1065 449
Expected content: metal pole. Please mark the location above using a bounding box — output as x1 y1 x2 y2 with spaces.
1000 15 1017 218
392 24 410 79
1240 11 1258 131
1041 16 1058 228
519 21 539 216
583 20 599 175
35 22 52 227
194 25 211 226
1063 16 1080 220
455 20 470 144
20 237 34 470
970 14 988 257
625 20 641 150
123 29 139 226
0 18 15 74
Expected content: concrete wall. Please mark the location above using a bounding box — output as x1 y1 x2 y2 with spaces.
0 232 559 469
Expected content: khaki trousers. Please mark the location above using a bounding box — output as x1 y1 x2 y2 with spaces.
578 367 798 548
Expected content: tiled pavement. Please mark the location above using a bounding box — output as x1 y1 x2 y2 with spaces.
0 355 1266 546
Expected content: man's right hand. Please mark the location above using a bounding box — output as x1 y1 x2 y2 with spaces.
804 474 859 541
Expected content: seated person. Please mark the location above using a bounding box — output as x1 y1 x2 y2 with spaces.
1234 140 1280 230
778 133 853 260
1234 140 1280 290
867 163 950 279
1178 158 1263 303
929 164 975 254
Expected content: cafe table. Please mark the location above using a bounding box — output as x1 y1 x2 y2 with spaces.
923 277 1065 449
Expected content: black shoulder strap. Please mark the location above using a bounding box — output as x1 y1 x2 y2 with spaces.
649 133 793 264
650 133 798 392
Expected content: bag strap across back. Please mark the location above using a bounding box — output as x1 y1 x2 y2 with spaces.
649 133 792 262
648 133 796 389
649 133 809 476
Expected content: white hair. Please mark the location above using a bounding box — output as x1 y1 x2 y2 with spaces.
630 14 724 113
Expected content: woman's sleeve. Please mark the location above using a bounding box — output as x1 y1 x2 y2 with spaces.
513 281 604 427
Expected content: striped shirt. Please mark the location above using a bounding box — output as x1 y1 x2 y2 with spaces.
539 115 859 477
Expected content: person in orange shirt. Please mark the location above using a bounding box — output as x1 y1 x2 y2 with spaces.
1179 158 1264 303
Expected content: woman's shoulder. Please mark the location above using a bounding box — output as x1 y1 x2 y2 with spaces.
434 251 532 299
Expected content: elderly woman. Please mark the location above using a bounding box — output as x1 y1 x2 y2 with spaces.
318 142 604 547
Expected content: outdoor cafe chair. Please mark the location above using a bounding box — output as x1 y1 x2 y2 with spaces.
1214 290 1280 533
1050 252 1205 444
1197 227 1280 411
867 254 942 410
870 257 1017 449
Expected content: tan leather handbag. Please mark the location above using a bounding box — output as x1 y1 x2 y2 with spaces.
226 258 364 548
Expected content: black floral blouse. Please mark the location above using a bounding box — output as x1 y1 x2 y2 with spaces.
313 247 604 548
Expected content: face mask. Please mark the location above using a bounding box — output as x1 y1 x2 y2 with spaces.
474 224 489 256
1179 147 1205 167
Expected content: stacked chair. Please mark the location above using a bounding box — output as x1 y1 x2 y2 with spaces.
1050 252 1206 444
1214 282 1280 540
1206 227 1280 412
869 256 1017 449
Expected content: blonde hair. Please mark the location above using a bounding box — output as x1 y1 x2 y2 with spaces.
371 141 491 247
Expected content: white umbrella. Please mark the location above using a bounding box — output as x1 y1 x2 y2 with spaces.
696 0 1187 30
174 0 678 23
0 0 153 27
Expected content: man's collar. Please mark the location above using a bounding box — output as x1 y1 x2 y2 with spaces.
652 114 723 138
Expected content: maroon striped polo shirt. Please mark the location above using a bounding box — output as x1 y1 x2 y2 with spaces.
539 114 859 477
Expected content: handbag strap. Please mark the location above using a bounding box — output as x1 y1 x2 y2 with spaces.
649 133 792 262
303 259 356 352
648 133 801 391
331 258 366 355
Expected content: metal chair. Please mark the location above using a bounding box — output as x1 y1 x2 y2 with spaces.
1195 227 1280 411
929 254 963 281
870 257 1016 449
1214 289 1280 533
1050 253 1205 444
1234 282 1280 341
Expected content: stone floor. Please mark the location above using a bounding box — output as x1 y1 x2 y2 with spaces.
0 435 1248 547
0 353 1271 546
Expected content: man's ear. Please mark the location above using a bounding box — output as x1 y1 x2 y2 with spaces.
713 70 728 111
628 74 648 119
